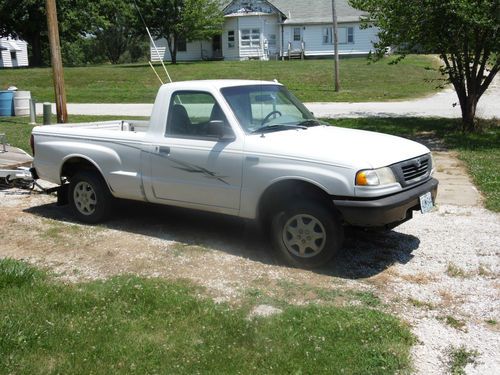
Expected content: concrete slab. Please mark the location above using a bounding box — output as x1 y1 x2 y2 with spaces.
0 145 33 169
433 151 482 207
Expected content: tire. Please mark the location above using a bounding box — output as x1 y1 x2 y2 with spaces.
270 201 344 269
68 171 112 224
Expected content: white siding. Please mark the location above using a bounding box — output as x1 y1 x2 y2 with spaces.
283 23 378 56
222 17 239 60
236 15 279 60
151 38 212 62
0 38 29 68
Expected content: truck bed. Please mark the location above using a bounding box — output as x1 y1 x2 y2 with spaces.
39 120 150 133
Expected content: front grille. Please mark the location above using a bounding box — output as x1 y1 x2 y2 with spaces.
391 154 432 187
401 159 429 181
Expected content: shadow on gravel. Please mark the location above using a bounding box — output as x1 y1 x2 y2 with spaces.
24 199 420 279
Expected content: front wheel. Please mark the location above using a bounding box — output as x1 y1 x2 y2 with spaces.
271 201 344 268
69 171 112 224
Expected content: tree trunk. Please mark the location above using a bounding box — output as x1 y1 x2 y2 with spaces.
450 76 479 132
461 96 478 132
29 33 44 67
171 34 178 65
166 35 177 65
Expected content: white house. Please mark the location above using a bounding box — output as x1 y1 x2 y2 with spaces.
151 0 378 62
0 37 29 68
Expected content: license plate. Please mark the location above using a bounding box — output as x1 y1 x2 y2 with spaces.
419 192 434 214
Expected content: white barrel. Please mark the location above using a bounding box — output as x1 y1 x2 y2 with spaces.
14 91 31 116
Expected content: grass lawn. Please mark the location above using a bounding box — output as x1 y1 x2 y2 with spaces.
1 115 498 211
0 259 414 374
0 55 441 103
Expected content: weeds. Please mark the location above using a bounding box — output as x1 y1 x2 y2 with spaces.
448 346 480 375
439 316 467 331
446 263 470 278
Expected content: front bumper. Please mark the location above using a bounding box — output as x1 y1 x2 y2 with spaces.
333 178 438 228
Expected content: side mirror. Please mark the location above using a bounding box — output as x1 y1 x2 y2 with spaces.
208 120 236 142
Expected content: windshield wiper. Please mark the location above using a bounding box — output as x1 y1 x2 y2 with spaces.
297 119 322 127
251 124 307 134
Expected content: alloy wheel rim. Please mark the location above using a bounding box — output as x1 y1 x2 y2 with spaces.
73 181 97 216
282 214 326 258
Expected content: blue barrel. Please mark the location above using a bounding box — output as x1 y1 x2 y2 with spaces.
0 90 15 116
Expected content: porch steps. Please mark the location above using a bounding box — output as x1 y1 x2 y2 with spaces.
288 51 304 60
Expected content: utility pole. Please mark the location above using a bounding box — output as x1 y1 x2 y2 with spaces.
331 0 340 91
46 0 68 123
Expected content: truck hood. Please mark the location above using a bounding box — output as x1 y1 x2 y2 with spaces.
244 125 430 169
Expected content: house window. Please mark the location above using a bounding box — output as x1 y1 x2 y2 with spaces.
268 34 276 47
177 36 187 52
293 28 301 41
228 30 235 48
347 27 354 43
241 29 260 47
322 27 332 44
10 51 17 61
322 27 355 44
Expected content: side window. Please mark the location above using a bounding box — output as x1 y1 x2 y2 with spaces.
228 30 235 48
347 27 354 44
322 27 332 44
293 28 301 41
177 36 187 52
166 91 231 139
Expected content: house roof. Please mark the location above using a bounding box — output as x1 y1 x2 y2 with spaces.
0 39 22 52
273 0 366 24
223 0 366 24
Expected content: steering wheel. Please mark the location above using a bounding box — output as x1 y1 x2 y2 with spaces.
261 110 282 125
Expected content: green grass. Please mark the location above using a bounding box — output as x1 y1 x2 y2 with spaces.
448 346 480 375
0 55 441 103
0 259 415 375
329 117 500 212
2 115 498 211
439 316 467 331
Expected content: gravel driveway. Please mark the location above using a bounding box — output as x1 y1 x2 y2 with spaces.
0 169 498 374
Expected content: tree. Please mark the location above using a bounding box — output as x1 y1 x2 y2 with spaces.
138 0 223 64
350 0 499 131
0 0 47 66
93 0 140 64
0 0 96 66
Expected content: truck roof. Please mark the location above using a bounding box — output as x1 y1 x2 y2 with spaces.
161 79 282 90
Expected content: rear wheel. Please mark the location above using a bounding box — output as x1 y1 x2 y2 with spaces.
271 201 343 268
69 171 112 223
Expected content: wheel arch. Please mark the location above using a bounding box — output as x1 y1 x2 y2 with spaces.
257 178 336 225
60 155 111 191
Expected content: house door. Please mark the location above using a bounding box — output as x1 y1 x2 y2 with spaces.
291 27 303 51
212 35 222 58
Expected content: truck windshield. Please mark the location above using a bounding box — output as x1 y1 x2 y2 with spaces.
220 85 316 134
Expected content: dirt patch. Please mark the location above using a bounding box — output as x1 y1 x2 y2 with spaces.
0 183 498 374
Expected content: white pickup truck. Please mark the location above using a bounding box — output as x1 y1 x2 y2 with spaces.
31 80 438 268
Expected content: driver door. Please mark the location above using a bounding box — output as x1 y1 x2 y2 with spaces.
149 91 243 212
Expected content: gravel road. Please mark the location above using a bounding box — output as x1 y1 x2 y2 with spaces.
0 183 498 374
35 75 500 119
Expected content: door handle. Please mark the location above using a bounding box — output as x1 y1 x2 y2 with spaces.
158 146 170 155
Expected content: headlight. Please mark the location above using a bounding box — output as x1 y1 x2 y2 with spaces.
356 167 397 186
430 153 436 176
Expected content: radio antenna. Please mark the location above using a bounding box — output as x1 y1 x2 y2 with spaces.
133 0 173 83
148 61 164 84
